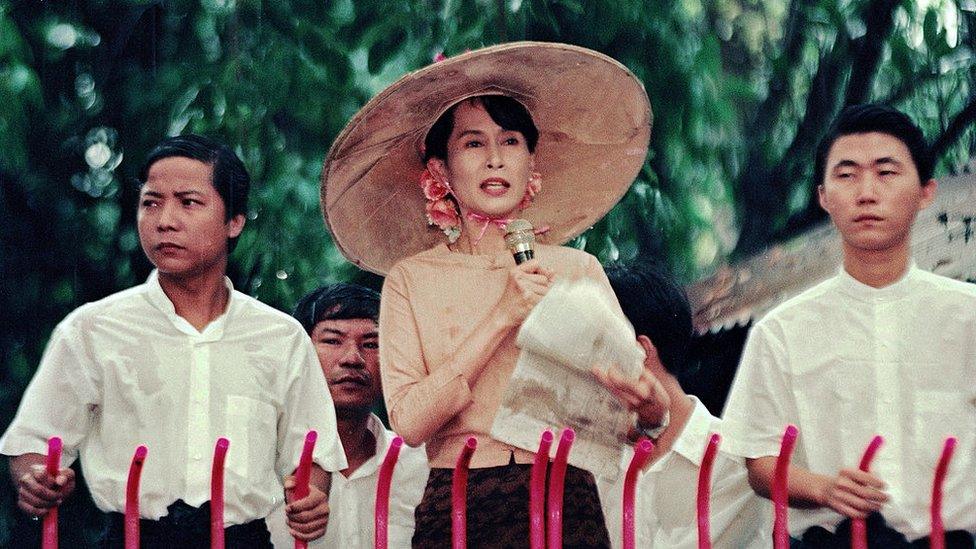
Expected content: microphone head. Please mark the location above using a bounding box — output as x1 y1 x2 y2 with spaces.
504 218 535 246
505 219 535 264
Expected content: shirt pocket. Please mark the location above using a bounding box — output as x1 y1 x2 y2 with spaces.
225 394 278 480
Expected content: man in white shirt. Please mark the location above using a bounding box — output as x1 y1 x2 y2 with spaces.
721 104 976 547
596 263 769 548
1 135 345 547
268 283 428 548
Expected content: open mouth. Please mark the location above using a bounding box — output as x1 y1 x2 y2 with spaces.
480 178 510 195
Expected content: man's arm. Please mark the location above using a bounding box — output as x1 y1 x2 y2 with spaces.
9 453 76 517
746 456 889 518
283 463 332 541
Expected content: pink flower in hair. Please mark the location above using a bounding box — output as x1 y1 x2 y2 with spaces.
420 169 450 201
426 198 461 239
419 168 461 242
518 172 543 210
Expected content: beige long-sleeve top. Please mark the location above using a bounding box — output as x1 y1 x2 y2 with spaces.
379 242 615 468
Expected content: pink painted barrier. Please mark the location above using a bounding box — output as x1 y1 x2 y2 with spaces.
851 435 883 549
697 433 721 549
42 437 62 549
374 436 403 549
622 438 654 549
452 437 477 549
546 428 575 549
772 425 798 549
210 438 229 549
930 437 957 549
125 445 148 549
529 430 554 549
292 431 318 549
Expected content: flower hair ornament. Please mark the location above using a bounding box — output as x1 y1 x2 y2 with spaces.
419 169 543 244
420 169 462 242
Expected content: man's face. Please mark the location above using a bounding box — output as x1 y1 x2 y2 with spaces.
311 318 380 414
137 156 244 277
818 132 936 256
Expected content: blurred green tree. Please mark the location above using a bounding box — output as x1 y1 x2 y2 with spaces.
1 0 973 545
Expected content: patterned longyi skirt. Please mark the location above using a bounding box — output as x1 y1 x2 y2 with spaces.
412 458 610 549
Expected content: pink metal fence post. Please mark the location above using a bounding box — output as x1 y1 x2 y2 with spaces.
452 437 478 549
529 430 554 549
374 436 403 549
293 431 318 549
930 437 957 549
42 437 62 549
125 445 148 549
696 433 721 549
210 438 229 549
546 428 575 549
623 438 654 549
772 425 798 549
851 436 883 549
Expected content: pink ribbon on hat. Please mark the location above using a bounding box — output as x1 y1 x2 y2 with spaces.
466 211 513 244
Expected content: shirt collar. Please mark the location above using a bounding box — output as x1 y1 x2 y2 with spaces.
650 396 716 471
343 414 394 480
144 269 236 341
835 261 918 303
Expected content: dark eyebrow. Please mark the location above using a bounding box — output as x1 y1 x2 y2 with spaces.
873 157 903 167
830 159 860 171
141 190 164 198
319 328 379 339
456 129 485 139
174 190 206 198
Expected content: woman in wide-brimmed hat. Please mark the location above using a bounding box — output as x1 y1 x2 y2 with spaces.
322 42 668 546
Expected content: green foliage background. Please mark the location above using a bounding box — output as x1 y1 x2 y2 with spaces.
0 0 973 545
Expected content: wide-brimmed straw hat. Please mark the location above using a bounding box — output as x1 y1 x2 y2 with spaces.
321 41 652 275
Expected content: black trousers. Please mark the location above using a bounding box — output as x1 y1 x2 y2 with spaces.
790 513 975 549
100 500 272 549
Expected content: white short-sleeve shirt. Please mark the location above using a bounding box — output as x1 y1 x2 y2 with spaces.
268 414 429 548
721 265 976 540
598 396 771 548
0 270 347 525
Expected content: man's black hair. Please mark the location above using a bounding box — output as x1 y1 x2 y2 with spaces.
814 104 933 187
605 262 694 379
140 134 250 251
292 283 381 335
423 95 539 162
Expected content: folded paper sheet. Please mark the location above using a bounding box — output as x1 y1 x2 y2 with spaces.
490 279 645 480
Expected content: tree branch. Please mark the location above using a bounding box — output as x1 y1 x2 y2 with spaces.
732 26 850 258
930 93 976 164
742 0 817 148
844 0 900 105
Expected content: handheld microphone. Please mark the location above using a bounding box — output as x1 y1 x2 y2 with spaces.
504 219 536 265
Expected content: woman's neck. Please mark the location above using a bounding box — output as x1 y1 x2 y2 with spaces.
451 209 514 255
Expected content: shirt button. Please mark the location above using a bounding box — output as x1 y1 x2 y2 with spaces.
194 453 203 461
